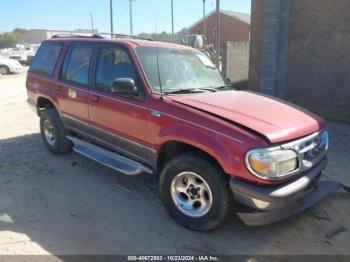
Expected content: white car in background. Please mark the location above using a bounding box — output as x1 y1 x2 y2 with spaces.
0 56 23 75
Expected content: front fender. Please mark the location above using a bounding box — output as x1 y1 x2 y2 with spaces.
155 123 244 175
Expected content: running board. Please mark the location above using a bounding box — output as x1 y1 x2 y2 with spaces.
67 136 153 175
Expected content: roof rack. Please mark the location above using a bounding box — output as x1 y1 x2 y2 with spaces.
51 34 104 39
51 33 152 41
98 33 153 41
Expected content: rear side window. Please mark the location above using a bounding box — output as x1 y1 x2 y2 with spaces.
29 42 62 77
62 43 94 85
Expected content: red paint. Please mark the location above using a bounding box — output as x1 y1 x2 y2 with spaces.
170 90 325 144
26 38 326 186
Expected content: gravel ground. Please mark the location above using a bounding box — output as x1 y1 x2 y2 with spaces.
0 70 349 256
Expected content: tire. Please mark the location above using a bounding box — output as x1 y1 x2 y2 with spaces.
0 66 10 75
159 151 233 231
40 108 72 154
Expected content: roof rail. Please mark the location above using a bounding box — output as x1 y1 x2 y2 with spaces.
51 34 104 39
98 33 153 41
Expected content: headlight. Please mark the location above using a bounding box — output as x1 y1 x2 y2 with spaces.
245 148 298 180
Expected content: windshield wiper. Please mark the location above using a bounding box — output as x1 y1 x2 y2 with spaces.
215 85 236 90
163 89 204 95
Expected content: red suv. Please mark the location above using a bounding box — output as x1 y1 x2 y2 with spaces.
26 35 337 231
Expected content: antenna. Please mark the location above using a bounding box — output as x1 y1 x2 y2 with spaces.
155 46 164 99
90 14 95 34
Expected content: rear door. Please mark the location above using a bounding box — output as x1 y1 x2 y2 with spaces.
56 42 95 134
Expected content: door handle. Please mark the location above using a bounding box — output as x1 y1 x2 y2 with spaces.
68 88 77 99
90 94 100 103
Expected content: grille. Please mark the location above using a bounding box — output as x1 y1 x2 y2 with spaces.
281 130 329 171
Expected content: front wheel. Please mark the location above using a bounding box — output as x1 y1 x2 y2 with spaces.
159 152 233 231
0 66 10 75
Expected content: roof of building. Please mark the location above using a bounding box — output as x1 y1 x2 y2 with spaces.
23 29 96 34
220 10 251 24
188 9 251 30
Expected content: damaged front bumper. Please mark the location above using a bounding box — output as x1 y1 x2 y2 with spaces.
230 158 347 226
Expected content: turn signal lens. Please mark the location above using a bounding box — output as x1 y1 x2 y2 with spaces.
246 149 298 180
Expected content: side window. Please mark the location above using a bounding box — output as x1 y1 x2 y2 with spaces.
62 43 94 85
29 42 62 77
95 46 138 93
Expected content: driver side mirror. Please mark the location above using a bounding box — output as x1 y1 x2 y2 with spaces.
111 78 138 96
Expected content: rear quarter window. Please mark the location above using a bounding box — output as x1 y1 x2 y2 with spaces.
29 42 62 77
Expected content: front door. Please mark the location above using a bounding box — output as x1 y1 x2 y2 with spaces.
88 44 151 164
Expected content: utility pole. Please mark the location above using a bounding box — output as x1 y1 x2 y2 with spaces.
171 0 174 41
90 14 95 34
156 14 159 33
110 0 114 37
203 0 206 44
129 0 134 36
216 0 220 68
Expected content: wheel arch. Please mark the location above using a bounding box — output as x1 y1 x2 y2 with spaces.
36 96 58 116
0 64 10 74
156 139 230 176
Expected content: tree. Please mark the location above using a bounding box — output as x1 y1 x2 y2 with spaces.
0 28 27 49
136 28 188 44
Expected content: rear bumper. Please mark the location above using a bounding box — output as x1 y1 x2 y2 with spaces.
230 157 341 226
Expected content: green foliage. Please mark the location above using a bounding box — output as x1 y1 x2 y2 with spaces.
137 28 188 44
0 28 27 49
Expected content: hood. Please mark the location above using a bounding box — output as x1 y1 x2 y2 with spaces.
170 91 325 143
0 58 20 65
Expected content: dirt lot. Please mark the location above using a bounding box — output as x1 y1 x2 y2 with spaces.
0 71 349 256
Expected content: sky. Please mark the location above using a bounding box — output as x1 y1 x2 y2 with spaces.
0 0 251 35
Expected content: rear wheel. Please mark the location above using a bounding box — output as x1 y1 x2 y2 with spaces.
40 109 72 154
159 152 233 231
0 66 10 75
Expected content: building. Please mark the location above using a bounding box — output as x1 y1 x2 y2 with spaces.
188 10 250 50
19 29 96 44
248 0 350 123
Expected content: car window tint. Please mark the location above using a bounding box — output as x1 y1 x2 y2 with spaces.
29 42 62 77
95 46 137 92
64 44 94 85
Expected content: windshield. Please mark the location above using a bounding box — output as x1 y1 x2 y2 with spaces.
135 47 227 93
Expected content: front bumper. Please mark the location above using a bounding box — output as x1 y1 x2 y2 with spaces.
230 157 343 226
